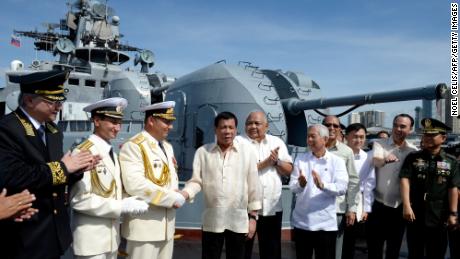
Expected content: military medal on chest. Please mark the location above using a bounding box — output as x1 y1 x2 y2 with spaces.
413 158 428 179
436 161 451 184
413 158 428 171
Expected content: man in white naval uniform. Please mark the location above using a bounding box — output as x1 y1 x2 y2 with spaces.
71 97 149 259
119 101 185 259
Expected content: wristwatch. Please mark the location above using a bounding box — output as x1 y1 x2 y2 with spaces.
449 211 458 217
248 214 259 221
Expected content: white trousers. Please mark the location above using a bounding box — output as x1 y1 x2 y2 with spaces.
75 251 117 259
126 239 174 259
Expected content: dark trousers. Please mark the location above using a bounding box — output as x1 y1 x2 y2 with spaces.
336 214 346 259
449 229 460 259
366 201 405 259
406 222 448 259
202 230 246 259
294 228 337 259
342 221 367 259
245 212 282 259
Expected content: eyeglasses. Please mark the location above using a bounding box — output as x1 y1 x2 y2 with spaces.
323 123 340 128
38 96 65 106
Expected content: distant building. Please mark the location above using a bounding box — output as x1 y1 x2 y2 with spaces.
348 110 385 128
348 112 361 124
422 99 433 119
423 99 446 122
414 106 422 132
422 94 459 133
361 110 385 128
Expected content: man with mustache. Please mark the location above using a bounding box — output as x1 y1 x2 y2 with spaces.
322 115 359 259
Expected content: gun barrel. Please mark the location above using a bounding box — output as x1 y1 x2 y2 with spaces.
282 83 448 115
151 85 170 94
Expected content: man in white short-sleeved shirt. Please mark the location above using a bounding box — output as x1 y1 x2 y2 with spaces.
235 111 293 259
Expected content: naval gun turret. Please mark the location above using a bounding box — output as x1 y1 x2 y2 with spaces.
164 61 447 179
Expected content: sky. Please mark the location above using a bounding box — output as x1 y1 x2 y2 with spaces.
0 0 454 127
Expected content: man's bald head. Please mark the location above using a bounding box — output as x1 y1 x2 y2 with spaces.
245 111 268 142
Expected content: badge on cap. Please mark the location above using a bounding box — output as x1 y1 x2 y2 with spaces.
83 97 128 119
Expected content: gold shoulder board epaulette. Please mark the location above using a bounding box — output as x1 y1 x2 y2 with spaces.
77 139 94 151
131 134 146 145
13 112 35 136
45 123 59 134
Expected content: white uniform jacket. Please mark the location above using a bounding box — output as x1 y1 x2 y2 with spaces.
71 134 123 256
119 130 179 242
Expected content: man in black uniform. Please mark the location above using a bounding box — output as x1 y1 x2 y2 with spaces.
400 118 460 259
0 70 97 259
449 189 460 259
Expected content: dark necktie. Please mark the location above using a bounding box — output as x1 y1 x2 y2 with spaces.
158 141 167 158
109 148 115 163
37 125 46 145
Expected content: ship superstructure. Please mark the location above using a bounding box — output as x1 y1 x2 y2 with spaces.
0 0 172 129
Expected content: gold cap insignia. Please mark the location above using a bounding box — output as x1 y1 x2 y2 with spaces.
425 119 432 129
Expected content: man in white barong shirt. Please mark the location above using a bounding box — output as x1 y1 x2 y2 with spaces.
236 111 293 259
367 114 417 259
342 123 376 259
290 124 348 259
181 111 262 259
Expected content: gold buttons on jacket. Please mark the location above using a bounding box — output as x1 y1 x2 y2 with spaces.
52 192 58 197
53 209 58 215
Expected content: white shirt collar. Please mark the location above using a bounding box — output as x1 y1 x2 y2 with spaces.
211 139 239 153
308 149 330 161
388 135 415 150
142 130 161 145
242 134 268 144
89 134 112 154
354 149 367 160
19 107 43 130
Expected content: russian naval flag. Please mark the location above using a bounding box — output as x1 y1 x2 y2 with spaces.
10 34 20 47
